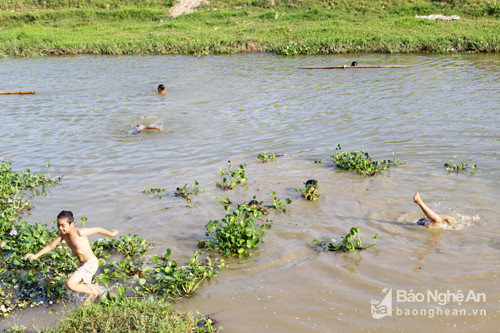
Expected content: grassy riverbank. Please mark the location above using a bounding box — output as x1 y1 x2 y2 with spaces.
46 296 212 333
0 0 498 56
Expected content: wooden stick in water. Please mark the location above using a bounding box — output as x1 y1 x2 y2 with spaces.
300 65 409 69
0 91 36 95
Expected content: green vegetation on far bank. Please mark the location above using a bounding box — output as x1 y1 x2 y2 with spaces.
0 0 498 57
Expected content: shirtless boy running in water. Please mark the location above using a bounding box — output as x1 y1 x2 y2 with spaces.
24 210 118 306
413 192 456 228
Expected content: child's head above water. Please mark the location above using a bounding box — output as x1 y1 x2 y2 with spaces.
305 179 318 187
157 84 166 94
248 199 259 207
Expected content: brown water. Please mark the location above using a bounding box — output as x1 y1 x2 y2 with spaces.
1 53 499 332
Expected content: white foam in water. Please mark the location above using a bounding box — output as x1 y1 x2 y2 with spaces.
392 212 479 231
419 213 480 230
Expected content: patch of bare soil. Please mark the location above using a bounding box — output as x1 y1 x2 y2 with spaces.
169 0 208 18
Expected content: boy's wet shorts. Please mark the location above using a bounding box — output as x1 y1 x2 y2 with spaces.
76 257 99 284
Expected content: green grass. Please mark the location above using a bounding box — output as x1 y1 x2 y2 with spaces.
0 0 174 11
0 0 498 56
46 296 213 333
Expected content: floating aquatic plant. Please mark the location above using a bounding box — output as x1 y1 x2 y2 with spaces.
381 152 403 166
212 195 231 204
270 192 292 213
93 234 153 259
200 202 271 258
0 161 64 318
257 151 286 162
96 244 224 300
444 156 477 173
309 227 377 253
331 144 391 176
175 181 203 204
143 187 167 199
112 249 225 300
216 160 247 190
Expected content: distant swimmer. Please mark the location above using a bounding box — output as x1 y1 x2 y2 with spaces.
132 124 162 134
413 192 456 228
247 199 269 214
342 61 358 69
157 84 167 95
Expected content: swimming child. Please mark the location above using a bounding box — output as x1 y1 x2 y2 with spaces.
24 210 118 306
413 192 456 228
157 84 167 95
132 124 162 134
302 179 319 200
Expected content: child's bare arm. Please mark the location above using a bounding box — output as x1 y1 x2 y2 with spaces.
80 227 118 238
24 236 62 260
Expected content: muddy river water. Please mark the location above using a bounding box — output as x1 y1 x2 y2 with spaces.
1 53 499 332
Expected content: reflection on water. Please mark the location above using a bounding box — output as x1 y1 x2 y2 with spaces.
1 53 499 332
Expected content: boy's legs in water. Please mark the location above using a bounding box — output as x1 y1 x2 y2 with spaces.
413 192 455 227
66 270 101 306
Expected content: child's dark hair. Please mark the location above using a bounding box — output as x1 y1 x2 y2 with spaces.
305 179 318 186
248 199 259 207
57 210 74 223
158 84 165 91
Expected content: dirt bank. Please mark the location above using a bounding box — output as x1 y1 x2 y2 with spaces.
169 0 208 18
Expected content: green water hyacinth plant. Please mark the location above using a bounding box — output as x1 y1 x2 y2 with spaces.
96 244 224 301
257 151 286 162
309 227 377 253
0 161 61 227
98 257 151 285
270 192 292 213
381 152 403 166
200 203 271 258
134 249 224 299
94 234 154 288
444 156 477 173
1 220 76 318
175 181 203 204
216 160 247 190
93 234 153 259
212 195 231 204
143 186 167 199
332 144 391 176
0 161 64 318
